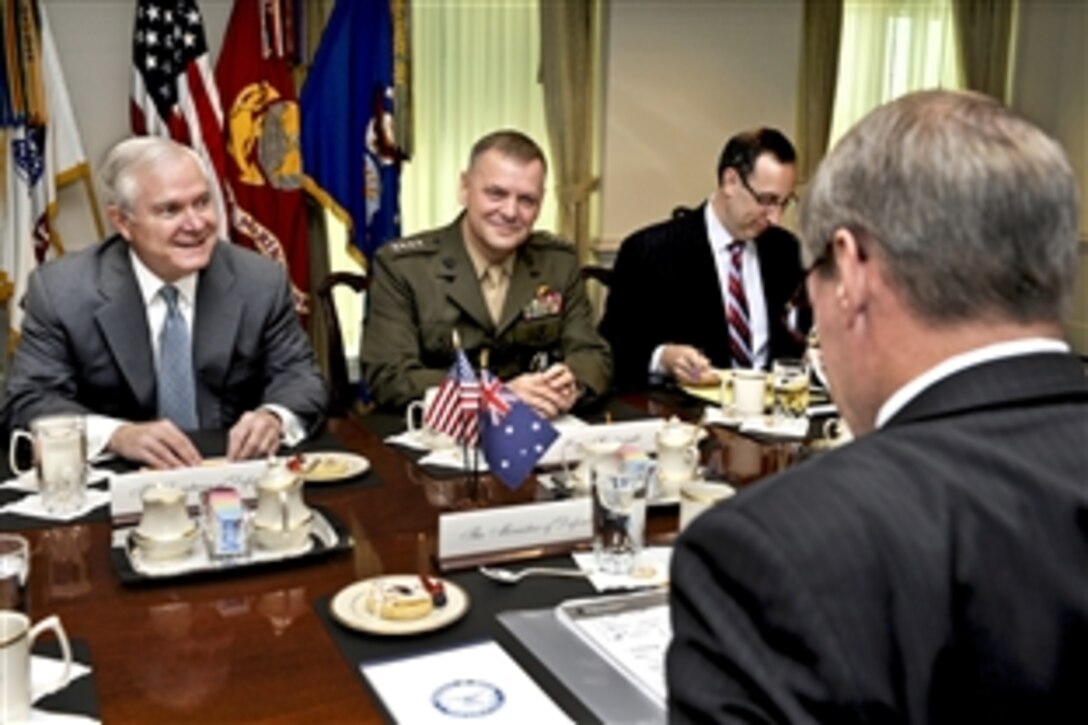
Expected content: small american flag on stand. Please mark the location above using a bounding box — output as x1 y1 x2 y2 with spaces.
424 349 481 446
478 370 559 490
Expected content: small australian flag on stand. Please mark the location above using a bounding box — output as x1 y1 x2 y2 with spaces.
478 370 559 490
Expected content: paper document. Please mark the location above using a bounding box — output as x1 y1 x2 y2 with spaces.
361 640 572 723
555 589 671 706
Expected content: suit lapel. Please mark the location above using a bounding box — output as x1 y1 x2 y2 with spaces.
94 238 156 410
193 244 243 424
497 247 543 334
436 224 492 331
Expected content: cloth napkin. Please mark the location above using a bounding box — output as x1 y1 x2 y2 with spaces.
572 547 672 591
0 489 111 521
0 469 112 493
418 447 490 472
383 430 433 452
26 654 96 723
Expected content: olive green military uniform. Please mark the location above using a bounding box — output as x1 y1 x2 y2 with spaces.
362 216 613 410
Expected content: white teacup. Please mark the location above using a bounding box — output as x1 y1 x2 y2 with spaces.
561 438 625 494
405 386 456 450
134 484 197 560
0 611 73 722
731 369 767 416
138 484 192 539
655 429 700 499
8 415 88 515
679 480 736 531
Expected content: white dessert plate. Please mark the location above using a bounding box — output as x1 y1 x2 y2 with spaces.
330 574 469 636
301 452 371 483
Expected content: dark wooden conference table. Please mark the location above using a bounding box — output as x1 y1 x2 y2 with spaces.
11 389 811 722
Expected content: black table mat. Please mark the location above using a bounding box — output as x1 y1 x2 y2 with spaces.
32 638 100 721
314 559 603 722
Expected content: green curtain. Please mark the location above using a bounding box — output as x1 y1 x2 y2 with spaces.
539 0 602 263
795 0 843 184
952 0 1016 101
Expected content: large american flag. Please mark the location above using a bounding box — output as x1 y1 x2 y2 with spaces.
130 0 229 239
424 349 481 446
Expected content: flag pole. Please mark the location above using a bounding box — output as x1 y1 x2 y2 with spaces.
451 330 471 494
474 348 491 503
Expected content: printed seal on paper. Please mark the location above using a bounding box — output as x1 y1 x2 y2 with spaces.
432 678 505 717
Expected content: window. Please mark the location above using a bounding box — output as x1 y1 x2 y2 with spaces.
829 0 961 146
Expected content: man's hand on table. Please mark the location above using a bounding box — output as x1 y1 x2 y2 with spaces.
507 363 580 419
661 344 719 386
109 420 203 469
227 409 283 461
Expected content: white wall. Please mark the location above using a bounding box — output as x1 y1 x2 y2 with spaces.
599 0 803 250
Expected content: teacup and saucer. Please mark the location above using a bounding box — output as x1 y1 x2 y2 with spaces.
132 484 198 561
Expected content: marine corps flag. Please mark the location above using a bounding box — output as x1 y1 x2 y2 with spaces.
301 0 404 265
216 0 309 314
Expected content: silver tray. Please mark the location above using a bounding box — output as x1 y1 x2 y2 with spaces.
110 506 352 582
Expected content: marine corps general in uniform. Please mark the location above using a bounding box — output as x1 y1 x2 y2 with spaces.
362 130 612 418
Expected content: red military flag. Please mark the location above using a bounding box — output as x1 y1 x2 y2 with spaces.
130 0 230 241
216 0 309 314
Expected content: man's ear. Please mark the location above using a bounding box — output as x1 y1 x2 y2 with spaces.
831 228 871 321
457 172 469 208
106 205 133 242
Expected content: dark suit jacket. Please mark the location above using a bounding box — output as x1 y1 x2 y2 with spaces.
667 352 1088 724
599 204 805 389
3 236 327 434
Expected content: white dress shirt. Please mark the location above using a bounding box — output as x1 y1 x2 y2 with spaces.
650 202 769 376
875 338 1070 428
85 250 304 457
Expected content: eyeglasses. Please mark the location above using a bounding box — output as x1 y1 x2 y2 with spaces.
739 174 797 212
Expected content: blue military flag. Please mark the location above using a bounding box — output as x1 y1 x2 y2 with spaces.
300 0 403 265
478 371 560 490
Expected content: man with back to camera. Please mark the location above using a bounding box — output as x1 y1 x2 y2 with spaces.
599 128 807 390
667 90 1088 723
3 136 327 469
362 129 612 418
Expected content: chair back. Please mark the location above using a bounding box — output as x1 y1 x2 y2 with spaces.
580 264 612 323
315 271 368 416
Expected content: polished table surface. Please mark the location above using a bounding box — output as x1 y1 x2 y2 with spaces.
12 390 812 722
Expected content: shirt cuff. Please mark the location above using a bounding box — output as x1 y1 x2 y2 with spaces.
85 414 124 461
262 404 306 447
649 345 668 377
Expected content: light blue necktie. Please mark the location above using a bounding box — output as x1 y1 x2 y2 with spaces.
157 285 198 429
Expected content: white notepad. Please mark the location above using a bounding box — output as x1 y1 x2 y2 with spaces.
361 640 572 723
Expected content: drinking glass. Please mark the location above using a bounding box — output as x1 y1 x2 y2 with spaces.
0 534 30 612
591 462 652 575
772 358 810 421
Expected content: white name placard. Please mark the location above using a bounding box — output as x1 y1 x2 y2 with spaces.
538 418 665 467
109 460 267 522
438 498 592 563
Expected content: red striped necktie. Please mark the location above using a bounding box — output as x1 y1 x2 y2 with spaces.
727 240 753 368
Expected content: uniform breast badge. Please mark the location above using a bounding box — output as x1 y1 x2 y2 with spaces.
523 285 563 320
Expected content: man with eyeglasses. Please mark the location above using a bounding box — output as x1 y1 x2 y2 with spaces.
600 128 807 389
668 91 1087 723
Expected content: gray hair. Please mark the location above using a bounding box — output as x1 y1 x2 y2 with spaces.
100 137 211 214
801 89 1080 324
